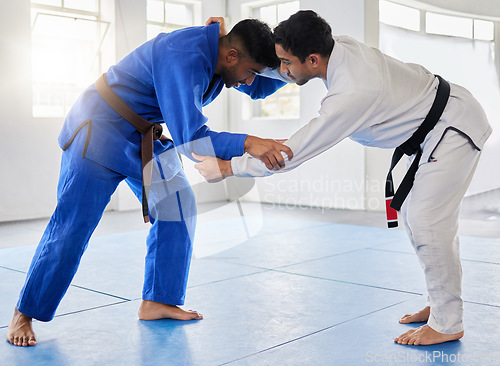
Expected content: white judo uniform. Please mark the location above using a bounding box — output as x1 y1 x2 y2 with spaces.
231 36 492 334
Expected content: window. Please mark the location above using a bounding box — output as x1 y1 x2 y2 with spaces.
147 0 201 40
379 0 420 32
255 1 300 26
426 13 472 38
474 19 495 41
379 1 495 41
425 13 494 41
244 0 300 120
31 0 109 117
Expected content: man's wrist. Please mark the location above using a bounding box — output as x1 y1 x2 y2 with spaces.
221 159 233 177
243 135 254 152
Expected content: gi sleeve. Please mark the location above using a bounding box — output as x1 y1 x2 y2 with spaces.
231 90 380 177
152 36 247 160
236 75 286 99
259 67 294 83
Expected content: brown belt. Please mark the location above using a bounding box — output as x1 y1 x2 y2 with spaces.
95 73 172 223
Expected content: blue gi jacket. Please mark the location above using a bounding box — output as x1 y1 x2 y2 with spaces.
58 23 285 181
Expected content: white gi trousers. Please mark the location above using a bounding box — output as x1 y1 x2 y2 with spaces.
402 128 481 335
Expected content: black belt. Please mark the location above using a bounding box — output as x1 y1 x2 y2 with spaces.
385 75 450 228
95 73 172 223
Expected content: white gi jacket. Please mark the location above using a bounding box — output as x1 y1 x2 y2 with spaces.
231 35 492 177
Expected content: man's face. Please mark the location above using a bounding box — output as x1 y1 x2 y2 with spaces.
221 58 266 88
275 44 314 86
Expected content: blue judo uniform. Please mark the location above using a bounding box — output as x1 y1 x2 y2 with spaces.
17 24 284 322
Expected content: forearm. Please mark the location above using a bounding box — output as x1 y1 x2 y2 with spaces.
183 127 247 161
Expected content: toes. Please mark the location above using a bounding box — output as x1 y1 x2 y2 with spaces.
395 335 407 344
407 335 417 345
191 312 203 320
396 326 430 346
179 311 202 321
22 336 36 347
395 329 415 344
187 310 203 319
8 335 36 347
399 313 416 324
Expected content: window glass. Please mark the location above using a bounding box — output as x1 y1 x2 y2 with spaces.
164 2 193 26
31 1 106 117
474 19 494 41
426 12 473 39
147 0 164 23
379 0 420 31
31 0 61 6
247 1 300 120
277 1 299 23
65 0 99 12
147 0 198 40
259 4 277 26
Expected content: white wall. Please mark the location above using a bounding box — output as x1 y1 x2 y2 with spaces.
0 0 63 222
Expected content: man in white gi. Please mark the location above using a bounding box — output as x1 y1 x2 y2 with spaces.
193 10 492 346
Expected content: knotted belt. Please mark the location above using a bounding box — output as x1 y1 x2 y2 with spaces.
385 75 450 228
95 73 172 223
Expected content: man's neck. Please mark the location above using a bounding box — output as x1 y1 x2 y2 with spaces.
214 38 226 75
318 55 330 82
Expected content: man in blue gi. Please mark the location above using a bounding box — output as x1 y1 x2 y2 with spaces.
7 18 292 347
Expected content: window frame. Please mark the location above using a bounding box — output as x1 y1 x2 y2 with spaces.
146 0 202 40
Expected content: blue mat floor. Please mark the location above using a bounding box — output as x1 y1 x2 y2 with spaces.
1 213 499 365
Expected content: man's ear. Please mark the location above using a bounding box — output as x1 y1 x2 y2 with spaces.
308 54 321 68
226 48 239 64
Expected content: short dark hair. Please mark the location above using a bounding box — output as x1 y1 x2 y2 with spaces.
273 10 334 63
226 19 280 69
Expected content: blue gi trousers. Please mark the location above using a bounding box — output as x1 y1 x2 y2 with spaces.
17 134 196 322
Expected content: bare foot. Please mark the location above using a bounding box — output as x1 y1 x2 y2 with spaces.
6 307 36 347
138 300 203 321
399 306 430 324
394 324 464 346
